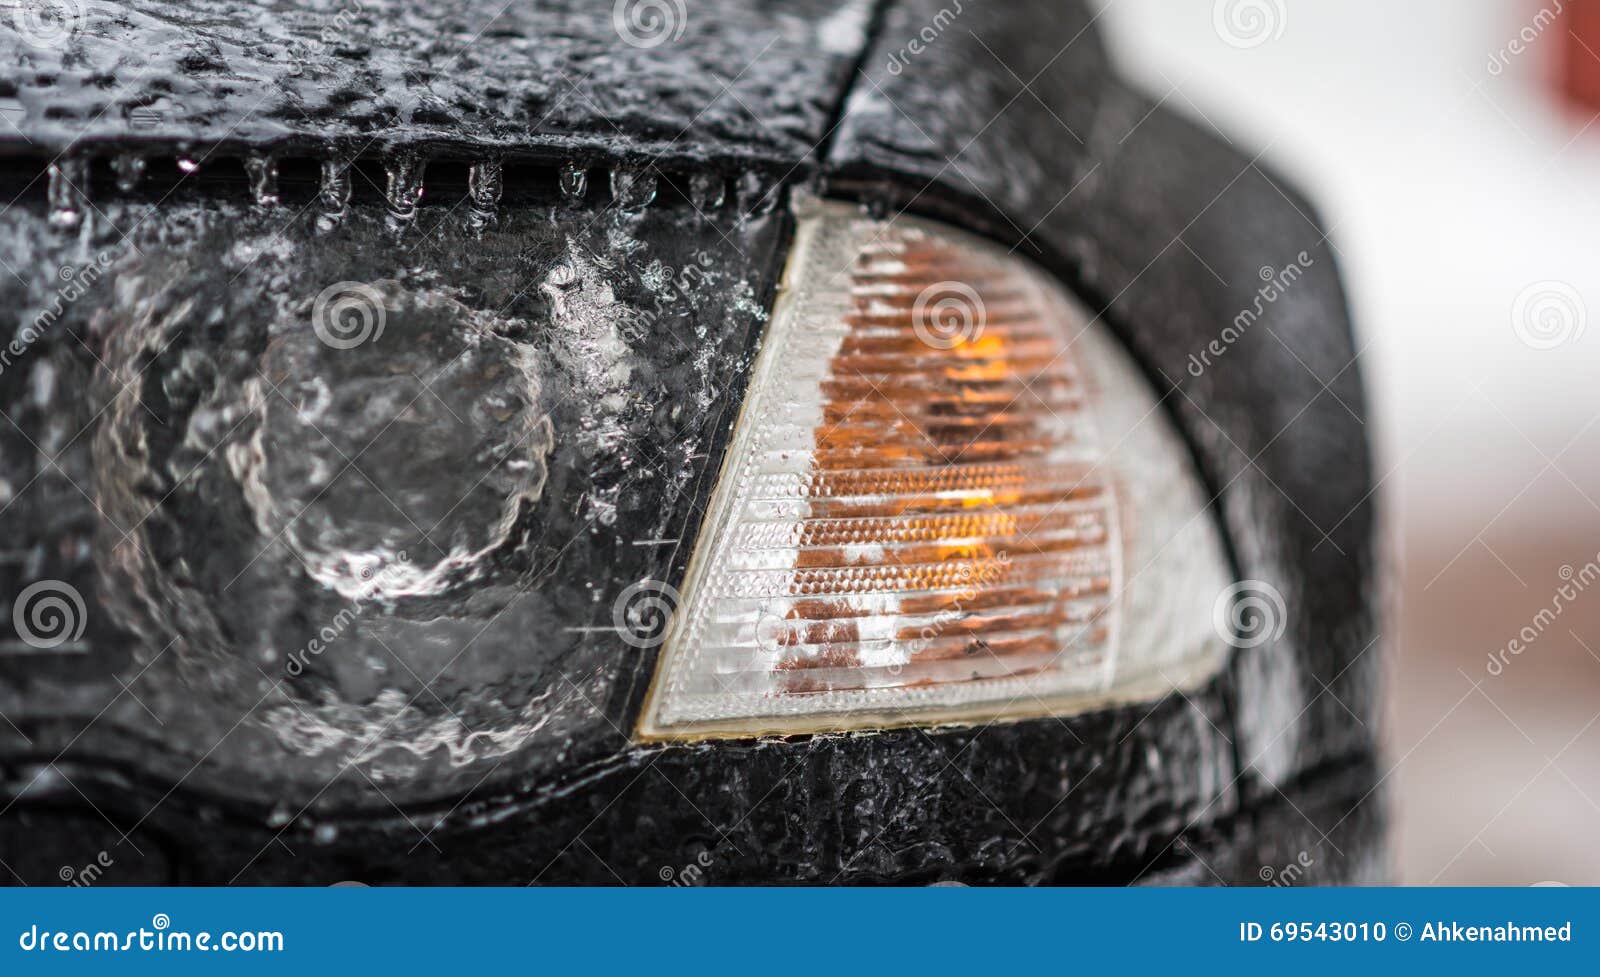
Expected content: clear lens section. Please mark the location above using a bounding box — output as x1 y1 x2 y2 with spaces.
637 199 1231 739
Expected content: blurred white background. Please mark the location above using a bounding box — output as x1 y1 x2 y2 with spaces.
1103 0 1600 883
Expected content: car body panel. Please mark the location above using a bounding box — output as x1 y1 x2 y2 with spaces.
0 0 1381 883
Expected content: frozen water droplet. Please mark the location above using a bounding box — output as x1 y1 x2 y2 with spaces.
313 823 339 844
548 262 579 289
266 803 292 828
315 157 352 233
176 157 199 174
736 171 778 219
111 153 146 193
467 159 502 234
610 166 657 213
558 161 588 201
688 171 726 211
47 157 88 231
244 153 280 207
542 262 582 314
383 153 426 235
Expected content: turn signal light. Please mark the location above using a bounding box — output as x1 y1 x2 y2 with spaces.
638 199 1230 739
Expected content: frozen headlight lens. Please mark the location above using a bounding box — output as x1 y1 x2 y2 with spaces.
638 199 1231 739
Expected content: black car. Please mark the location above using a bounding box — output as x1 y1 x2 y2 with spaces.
0 0 1381 884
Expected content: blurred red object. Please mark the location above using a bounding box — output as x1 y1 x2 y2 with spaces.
1562 1 1600 112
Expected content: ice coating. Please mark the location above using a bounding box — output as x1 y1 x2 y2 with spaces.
0 0 875 167
0 167 788 810
228 282 554 602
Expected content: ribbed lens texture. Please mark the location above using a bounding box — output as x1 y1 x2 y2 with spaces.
640 201 1228 738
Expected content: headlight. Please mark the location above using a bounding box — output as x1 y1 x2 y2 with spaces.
638 198 1233 739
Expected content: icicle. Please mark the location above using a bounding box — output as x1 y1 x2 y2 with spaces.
383 153 426 235
315 157 352 233
688 171 726 211
609 165 657 213
244 154 280 207
736 171 778 219
558 161 588 201
111 153 146 193
467 159 502 234
47 157 89 232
